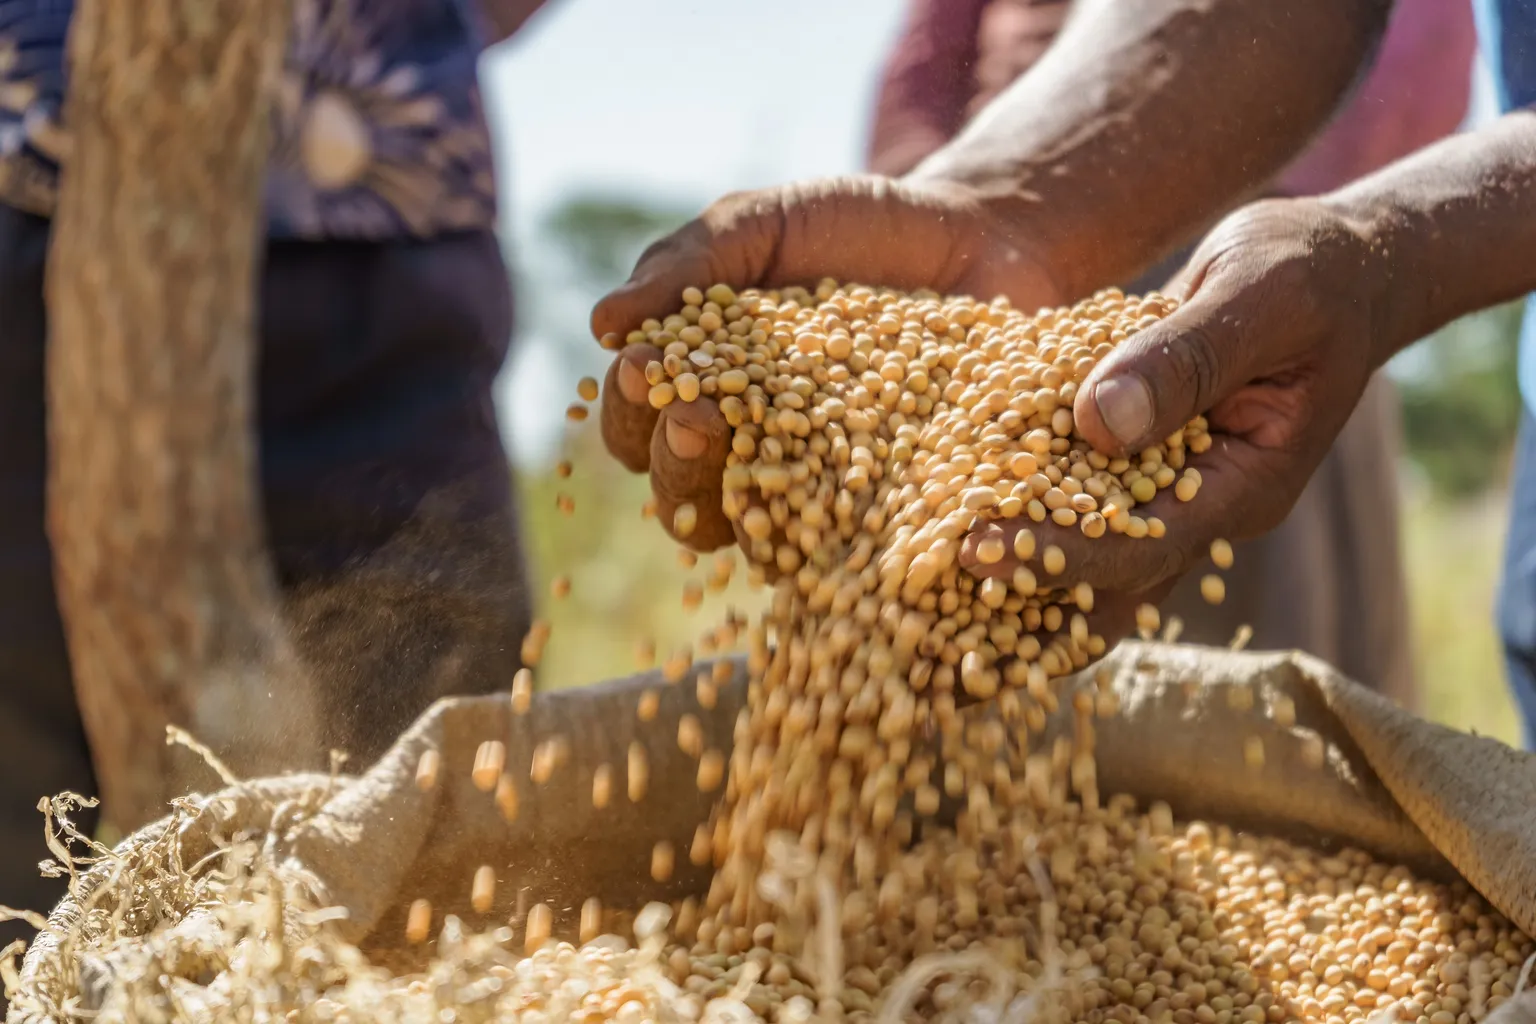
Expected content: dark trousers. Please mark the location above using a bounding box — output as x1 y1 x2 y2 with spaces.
0 205 532 950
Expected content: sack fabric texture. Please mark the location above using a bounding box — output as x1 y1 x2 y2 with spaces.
9 642 1533 1021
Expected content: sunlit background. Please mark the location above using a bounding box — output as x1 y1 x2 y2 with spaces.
477 0 1523 744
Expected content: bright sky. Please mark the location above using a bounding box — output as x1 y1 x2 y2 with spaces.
480 0 908 465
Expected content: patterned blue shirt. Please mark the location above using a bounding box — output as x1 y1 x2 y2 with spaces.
1472 0 1536 413
0 0 521 239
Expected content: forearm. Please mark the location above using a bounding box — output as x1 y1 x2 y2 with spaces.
909 0 1393 299
1324 110 1536 367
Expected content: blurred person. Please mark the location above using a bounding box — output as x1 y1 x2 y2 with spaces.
858 0 1477 708
0 0 551 952
1485 0 1536 751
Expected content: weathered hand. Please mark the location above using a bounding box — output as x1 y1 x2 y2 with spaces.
591 175 1064 551
960 197 1387 600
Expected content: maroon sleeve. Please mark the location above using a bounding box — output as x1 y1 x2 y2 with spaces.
865 0 990 176
967 0 1071 119
1275 0 1476 196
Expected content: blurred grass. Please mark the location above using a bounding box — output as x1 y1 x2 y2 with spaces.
1402 491 1521 745
514 424 767 693
516 421 1526 745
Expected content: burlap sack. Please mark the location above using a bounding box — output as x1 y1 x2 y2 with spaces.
9 641 1534 1021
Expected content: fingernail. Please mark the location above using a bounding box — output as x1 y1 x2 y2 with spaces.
617 359 649 403
1093 374 1154 449
666 418 708 460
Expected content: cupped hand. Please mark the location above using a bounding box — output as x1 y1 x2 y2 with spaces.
959 196 1389 597
592 175 1065 551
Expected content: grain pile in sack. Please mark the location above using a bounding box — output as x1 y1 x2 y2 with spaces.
14 280 1536 1024
8 642 1536 1024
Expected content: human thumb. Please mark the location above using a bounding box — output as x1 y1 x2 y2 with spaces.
1072 299 1245 456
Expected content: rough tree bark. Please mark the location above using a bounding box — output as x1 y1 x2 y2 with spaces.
45 0 323 832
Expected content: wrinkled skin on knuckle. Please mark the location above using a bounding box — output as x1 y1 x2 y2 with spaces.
599 349 661 474
631 218 721 286
1166 318 1228 418
772 176 946 291
631 229 689 275
763 174 1050 303
607 187 789 304
695 190 785 287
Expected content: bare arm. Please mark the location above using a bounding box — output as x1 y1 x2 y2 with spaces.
1329 110 1536 367
910 0 1395 299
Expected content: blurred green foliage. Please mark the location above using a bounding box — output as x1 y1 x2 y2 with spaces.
1402 491 1519 744
540 195 694 284
511 191 696 397
1395 301 1525 498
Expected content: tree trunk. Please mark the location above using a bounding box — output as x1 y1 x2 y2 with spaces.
45 0 322 832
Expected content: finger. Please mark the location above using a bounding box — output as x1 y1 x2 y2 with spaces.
589 177 1024 341
600 345 664 474
591 223 718 341
649 396 736 552
590 197 778 340
1072 291 1254 457
1161 256 1206 302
